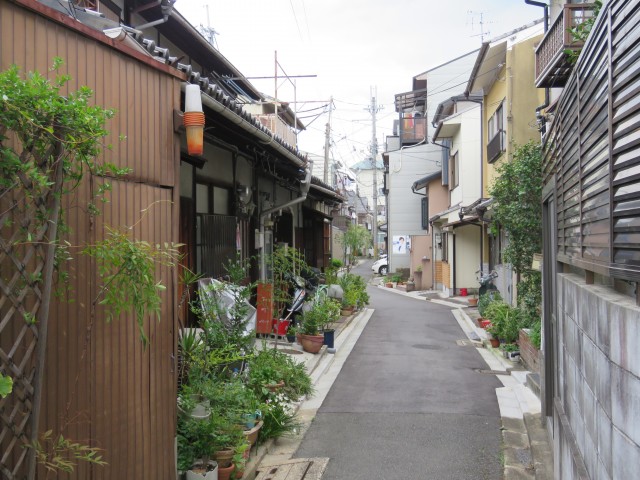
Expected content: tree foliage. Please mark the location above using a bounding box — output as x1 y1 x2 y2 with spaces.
489 142 543 276
343 224 371 267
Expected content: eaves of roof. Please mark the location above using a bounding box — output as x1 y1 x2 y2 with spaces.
412 171 442 192
33 0 308 170
310 177 344 202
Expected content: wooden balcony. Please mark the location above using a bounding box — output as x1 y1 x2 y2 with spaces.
535 3 596 88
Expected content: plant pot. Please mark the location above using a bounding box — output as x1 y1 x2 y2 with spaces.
478 319 492 329
299 333 324 354
265 380 285 392
323 329 335 349
235 448 250 479
186 461 218 480
213 449 234 468
178 394 211 420
468 297 478 306
217 463 234 480
489 337 500 348
243 420 263 447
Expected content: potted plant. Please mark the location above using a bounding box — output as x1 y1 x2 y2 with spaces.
468 295 479 307
485 300 520 344
299 294 340 353
501 343 520 361
405 277 416 292
286 325 297 343
231 439 250 479
178 416 220 480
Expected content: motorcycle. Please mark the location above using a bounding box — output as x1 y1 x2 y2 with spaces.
477 269 498 297
283 268 324 327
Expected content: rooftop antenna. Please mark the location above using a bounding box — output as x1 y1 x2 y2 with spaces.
467 11 493 43
198 4 219 49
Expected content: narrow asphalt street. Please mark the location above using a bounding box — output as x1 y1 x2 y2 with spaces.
291 259 504 479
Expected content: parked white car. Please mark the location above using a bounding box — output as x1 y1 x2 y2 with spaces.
371 255 388 275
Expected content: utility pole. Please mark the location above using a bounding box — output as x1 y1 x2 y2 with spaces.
323 96 333 184
368 89 382 258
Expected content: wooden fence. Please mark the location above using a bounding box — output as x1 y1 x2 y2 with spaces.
543 0 640 282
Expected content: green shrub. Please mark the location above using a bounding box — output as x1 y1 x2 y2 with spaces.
517 272 541 328
478 290 502 317
529 321 541 350
485 301 520 343
301 293 340 335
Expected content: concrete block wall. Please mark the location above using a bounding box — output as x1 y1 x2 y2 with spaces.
554 274 640 480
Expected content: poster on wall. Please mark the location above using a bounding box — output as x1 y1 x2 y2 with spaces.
392 235 410 254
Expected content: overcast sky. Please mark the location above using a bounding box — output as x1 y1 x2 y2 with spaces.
176 1 541 170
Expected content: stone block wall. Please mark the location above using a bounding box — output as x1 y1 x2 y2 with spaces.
554 274 640 480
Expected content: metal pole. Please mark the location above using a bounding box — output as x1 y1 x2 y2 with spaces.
274 51 278 137
370 92 379 258
323 96 332 184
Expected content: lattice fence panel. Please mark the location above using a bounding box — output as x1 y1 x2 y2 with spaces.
0 193 52 478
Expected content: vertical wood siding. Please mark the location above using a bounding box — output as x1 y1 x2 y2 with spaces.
543 0 640 281
1 2 180 478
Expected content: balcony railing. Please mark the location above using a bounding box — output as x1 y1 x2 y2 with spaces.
487 131 505 163
535 3 596 88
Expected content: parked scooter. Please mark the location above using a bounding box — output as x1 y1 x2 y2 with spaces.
284 268 324 326
477 269 499 297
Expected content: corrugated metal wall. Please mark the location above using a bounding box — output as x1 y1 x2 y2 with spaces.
1 1 180 478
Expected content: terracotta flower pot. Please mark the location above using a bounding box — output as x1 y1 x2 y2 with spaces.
217 463 235 480
243 420 263 447
265 380 285 392
213 448 234 468
299 333 324 353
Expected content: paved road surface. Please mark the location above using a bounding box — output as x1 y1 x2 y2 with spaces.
293 259 503 479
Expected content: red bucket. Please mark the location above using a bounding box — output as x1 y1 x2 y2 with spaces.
272 319 290 336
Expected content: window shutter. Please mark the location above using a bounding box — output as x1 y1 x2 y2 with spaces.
421 196 429 230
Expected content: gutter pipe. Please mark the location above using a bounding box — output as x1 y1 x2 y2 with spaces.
182 83 306 169
134 0 175 30
524 0 551 132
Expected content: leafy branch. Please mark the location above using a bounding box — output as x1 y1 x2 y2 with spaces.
564 0 603 64
26 430 107 478
84 228 182 344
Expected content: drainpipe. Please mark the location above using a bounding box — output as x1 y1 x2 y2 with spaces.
524 0 548 31
259 164 312 280
452 230 457 296
524 0 551 134
133 0 175 30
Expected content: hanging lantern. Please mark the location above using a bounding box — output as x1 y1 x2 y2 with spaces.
183 84 205 156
